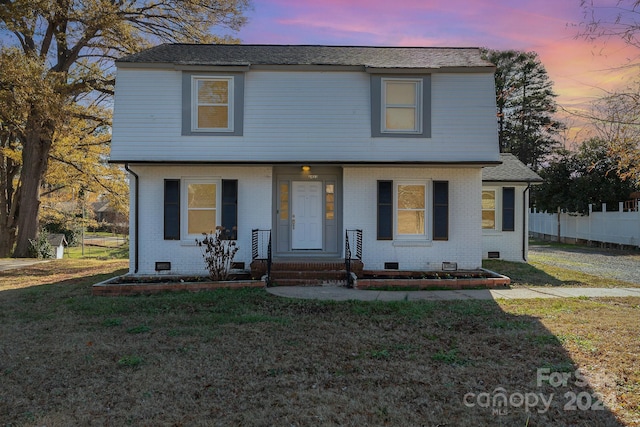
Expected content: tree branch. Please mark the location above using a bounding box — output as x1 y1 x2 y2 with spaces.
40 185 67 197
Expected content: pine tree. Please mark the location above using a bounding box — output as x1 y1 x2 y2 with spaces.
482 49 564 170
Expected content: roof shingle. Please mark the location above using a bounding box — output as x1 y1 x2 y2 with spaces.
116 44 494 70
482 153 543 182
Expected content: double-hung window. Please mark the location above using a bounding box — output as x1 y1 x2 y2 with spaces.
377 180 448 241
481 188 515 232
382 79 422 134
396 182 427 238
482 190 496 229
182 72 244 136
184 179 219 237
371 75 431 138
164 179 238 242
192 77 234 132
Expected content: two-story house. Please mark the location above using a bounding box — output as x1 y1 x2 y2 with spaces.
111 44 502 277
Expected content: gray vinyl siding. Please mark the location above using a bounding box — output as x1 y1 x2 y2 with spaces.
111 68 499 163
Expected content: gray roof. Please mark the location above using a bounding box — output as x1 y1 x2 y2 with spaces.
47 233 68 247
117 44 494 70
483 153 543 183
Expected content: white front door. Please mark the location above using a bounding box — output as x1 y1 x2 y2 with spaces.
291 181 323 249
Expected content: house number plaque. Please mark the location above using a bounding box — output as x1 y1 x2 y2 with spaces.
307 175 318 179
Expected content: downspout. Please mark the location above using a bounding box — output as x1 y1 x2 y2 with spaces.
523 182 531 262
124 164 139 273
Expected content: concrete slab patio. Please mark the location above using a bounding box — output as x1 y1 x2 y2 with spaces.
266 285 640 301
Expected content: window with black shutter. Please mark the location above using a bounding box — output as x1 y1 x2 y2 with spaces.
433 181 449 240
164 179 180 240
221 179 238 240
502 187 515 231
377 180 393 240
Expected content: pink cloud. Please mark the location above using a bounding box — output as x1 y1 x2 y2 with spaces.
240 0 636 122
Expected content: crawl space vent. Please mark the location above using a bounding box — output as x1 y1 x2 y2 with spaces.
155 262 171 271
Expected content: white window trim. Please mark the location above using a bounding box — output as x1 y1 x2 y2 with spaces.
482 189 497 231
191 76 234 132
181 178 221 243
394 180 430 241
381 78 422 134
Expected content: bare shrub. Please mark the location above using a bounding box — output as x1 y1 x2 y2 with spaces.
195 227 238 281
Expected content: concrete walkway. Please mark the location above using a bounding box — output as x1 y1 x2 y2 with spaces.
0 259 51 272
266 285 640 301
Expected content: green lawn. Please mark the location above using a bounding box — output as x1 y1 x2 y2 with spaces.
0 259 638 426
66 244 128 259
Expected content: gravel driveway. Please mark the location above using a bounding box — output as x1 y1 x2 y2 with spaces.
529 244 640 284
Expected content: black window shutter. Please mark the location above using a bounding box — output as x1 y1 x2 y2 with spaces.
377 180 393 240
164 179 180 240
221 179 238 240
502 187 515 231
433 181 449 241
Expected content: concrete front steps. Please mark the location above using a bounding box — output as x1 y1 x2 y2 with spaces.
250 259 364 287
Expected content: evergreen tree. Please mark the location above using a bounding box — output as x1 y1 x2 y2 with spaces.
482 49 564 170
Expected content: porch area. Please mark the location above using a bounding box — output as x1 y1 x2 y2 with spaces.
250 259 364 287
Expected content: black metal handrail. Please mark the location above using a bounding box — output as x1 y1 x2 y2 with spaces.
345 229 362 287
252 229 272 286
267 233 272 287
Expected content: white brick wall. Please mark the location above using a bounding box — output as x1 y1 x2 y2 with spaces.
343 166 483 270
128 164 488 275
482 184 529 262
128 165 272 275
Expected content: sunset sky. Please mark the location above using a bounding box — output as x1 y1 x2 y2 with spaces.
239 0 638 140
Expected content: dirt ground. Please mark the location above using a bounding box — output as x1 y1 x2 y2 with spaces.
530 244 640 284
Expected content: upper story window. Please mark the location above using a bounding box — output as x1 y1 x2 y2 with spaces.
182 72 244 136
370 75 431 138
382 79 421 134
193 77 233 132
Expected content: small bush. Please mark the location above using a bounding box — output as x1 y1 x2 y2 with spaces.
195 227 239 281
28 232 54 259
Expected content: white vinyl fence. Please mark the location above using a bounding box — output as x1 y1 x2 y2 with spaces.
529 203 640 248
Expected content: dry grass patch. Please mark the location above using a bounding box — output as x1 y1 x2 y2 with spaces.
0 261 638 426
0 259 128 292
483 258 640 288
498 297 640 425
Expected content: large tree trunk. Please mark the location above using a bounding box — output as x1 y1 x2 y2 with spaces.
12 121 53 258
0 222 16 258
0 137 19 257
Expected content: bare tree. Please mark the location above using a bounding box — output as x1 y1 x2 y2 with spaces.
577 0 640 182
579 0 640 55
